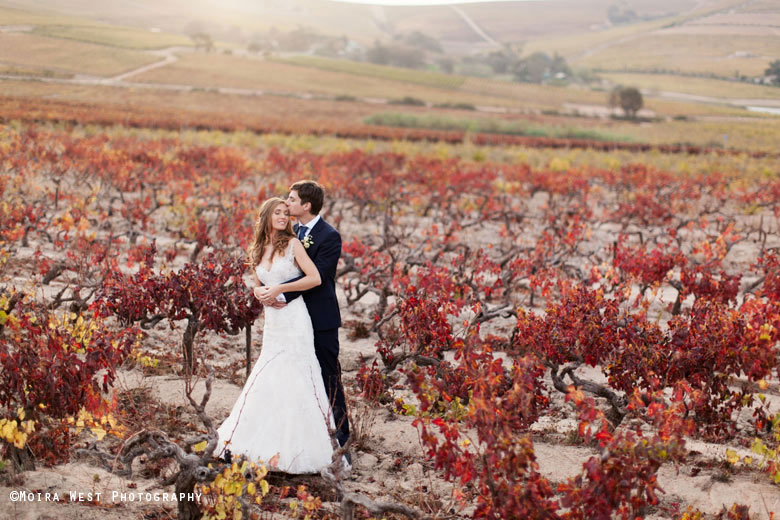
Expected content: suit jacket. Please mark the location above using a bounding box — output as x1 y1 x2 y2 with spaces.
283 218 342 331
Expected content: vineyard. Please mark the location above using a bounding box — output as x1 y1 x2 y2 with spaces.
1 115 780 520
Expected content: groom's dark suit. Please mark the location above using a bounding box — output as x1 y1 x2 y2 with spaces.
284 218 350 446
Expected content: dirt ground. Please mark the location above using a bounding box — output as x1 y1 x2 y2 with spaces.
2 286 779 519
2 138 780 518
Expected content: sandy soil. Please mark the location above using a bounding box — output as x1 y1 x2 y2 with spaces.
3 290 779 519
2 132 780 519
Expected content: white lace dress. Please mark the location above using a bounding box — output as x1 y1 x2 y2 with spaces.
215 241 335 474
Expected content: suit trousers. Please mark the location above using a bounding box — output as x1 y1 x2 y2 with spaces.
313 328 350 446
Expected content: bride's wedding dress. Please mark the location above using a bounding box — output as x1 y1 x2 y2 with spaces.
215 241 335 474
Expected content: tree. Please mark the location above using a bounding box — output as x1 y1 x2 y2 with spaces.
437 57 455 74
486 48 518 75
550 52 570 77
403 31 443 53
366 41 391 66
191 32 214 52
609 86 643 118
608 3 637 25
511 51 570 83
366 41 425 69
514 52 552 83
765 59 780 85
97 245 261 375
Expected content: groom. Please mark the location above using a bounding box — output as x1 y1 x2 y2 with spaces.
262 180 350 450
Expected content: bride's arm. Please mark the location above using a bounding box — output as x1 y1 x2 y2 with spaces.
259 240 321 300
251 270 265 300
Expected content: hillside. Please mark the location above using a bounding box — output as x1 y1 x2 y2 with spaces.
0 0 778 152
2 0 776 78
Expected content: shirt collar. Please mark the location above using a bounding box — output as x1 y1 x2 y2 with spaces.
299 214 321 235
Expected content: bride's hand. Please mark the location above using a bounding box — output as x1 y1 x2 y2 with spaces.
266 286 282 300
254 286 272 305
253 286 268 300
256 286 281 303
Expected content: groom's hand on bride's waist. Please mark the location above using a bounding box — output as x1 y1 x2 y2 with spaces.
254 286 287 307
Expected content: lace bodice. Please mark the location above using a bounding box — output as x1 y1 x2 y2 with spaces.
255 241 301 287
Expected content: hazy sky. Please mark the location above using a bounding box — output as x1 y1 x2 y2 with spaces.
333 0 543 5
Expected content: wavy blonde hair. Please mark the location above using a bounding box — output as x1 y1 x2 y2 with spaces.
247 198 295 270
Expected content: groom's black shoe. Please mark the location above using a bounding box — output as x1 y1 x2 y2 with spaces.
343 451 351 466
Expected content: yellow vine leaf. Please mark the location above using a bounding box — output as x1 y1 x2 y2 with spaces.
2 420 16 440
13 431 27 449
752 438 767 456
726 449 740 465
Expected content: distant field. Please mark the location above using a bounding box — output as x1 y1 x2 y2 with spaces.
14 40 762 120
460 77 759 118
599 73 780 100
612 118 780 151
0 78 396 123
363 111 634 142
521 0 773 78
133 52 570 109
31 25 192 49
459 77 607 109
743 0 780 11
135 52 677 114
579 33 775 76
0 5 98 26
458 1 681 43
274 56 466 90
387 0 699 46
0 6 192 49
523 18 682 60
0 63 72 78
1 79 776 151
0 32 158 76
640 98 766 118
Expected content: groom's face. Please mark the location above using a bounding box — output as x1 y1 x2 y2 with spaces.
286 190 309 217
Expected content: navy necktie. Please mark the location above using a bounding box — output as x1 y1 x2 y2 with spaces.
297 225 307 240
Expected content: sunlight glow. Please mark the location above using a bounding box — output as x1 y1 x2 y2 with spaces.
330 0 542 5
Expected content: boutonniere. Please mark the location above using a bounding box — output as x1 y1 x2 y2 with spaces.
302 234 314 249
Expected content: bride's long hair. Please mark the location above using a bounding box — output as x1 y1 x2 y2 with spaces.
247 198 295 270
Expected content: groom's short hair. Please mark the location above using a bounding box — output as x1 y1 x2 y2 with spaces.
290 180 324 214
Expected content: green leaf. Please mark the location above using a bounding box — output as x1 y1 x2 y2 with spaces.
751 438 767 456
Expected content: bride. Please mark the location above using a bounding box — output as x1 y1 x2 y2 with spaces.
215 197 335 474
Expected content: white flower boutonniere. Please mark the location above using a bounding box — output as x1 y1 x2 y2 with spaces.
302 234 314 249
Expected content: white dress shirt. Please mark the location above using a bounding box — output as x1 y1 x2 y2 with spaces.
297 214 320 238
